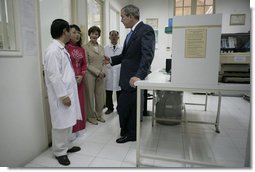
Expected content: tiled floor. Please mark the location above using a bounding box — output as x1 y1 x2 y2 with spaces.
25 92 250 168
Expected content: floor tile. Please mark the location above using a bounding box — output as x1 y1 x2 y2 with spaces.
27 149 59 167
120 161 136 167
124 147 155 165
97 144 130 161
67 153 95 167
89 157 122 167
77 141 105 157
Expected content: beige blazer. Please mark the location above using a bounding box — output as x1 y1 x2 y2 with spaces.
83 41 106 76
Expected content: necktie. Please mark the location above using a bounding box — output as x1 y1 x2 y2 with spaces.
113 45 116 50
125 30 133 45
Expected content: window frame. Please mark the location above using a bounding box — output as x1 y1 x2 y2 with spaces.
109 4 120 32
174 0 215 16
86 0 104 45
0 0 22 57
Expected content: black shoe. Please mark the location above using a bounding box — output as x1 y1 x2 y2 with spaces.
116 136 136 143
120 129 127 137
105 109 113 114
55 155 70 166
67 146 81 153
143 111 151 116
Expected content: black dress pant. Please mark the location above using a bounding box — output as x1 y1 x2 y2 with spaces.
117 90 137 138
106 90 121 111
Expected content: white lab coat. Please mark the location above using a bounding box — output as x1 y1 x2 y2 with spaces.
104 44 123 91
43 40 82 129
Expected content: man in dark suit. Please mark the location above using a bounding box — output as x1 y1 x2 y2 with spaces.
105 4 155 143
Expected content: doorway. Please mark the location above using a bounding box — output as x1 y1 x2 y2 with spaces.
38 0 72 146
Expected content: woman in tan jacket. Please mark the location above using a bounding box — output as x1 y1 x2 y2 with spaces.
84 26 106 125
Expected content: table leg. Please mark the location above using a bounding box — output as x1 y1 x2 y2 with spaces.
152 90 155 127
215 91 221 133
136 88 141 167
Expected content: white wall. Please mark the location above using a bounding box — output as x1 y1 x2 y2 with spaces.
132 0 174 72
39 0 72 59
76 0 88 44
0 0 47 167
103 0 129 46
216 0 251 33
132 0 250 72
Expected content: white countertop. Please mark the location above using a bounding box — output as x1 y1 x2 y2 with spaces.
135 69 250 93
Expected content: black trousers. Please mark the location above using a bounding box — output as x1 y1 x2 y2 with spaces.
106 90 121 111
117 90 137 138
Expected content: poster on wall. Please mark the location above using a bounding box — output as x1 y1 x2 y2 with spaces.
230 14 246 25
146 18 158 29
185 29 207 58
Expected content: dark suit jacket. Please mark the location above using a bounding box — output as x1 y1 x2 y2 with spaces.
111 22 155 91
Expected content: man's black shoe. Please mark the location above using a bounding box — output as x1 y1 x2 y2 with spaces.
116 136 136 143
105 109 113 114
55 155 70 166
67 146 81 153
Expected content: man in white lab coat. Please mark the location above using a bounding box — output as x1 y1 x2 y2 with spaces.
43 19 82 166
104 30 123 114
